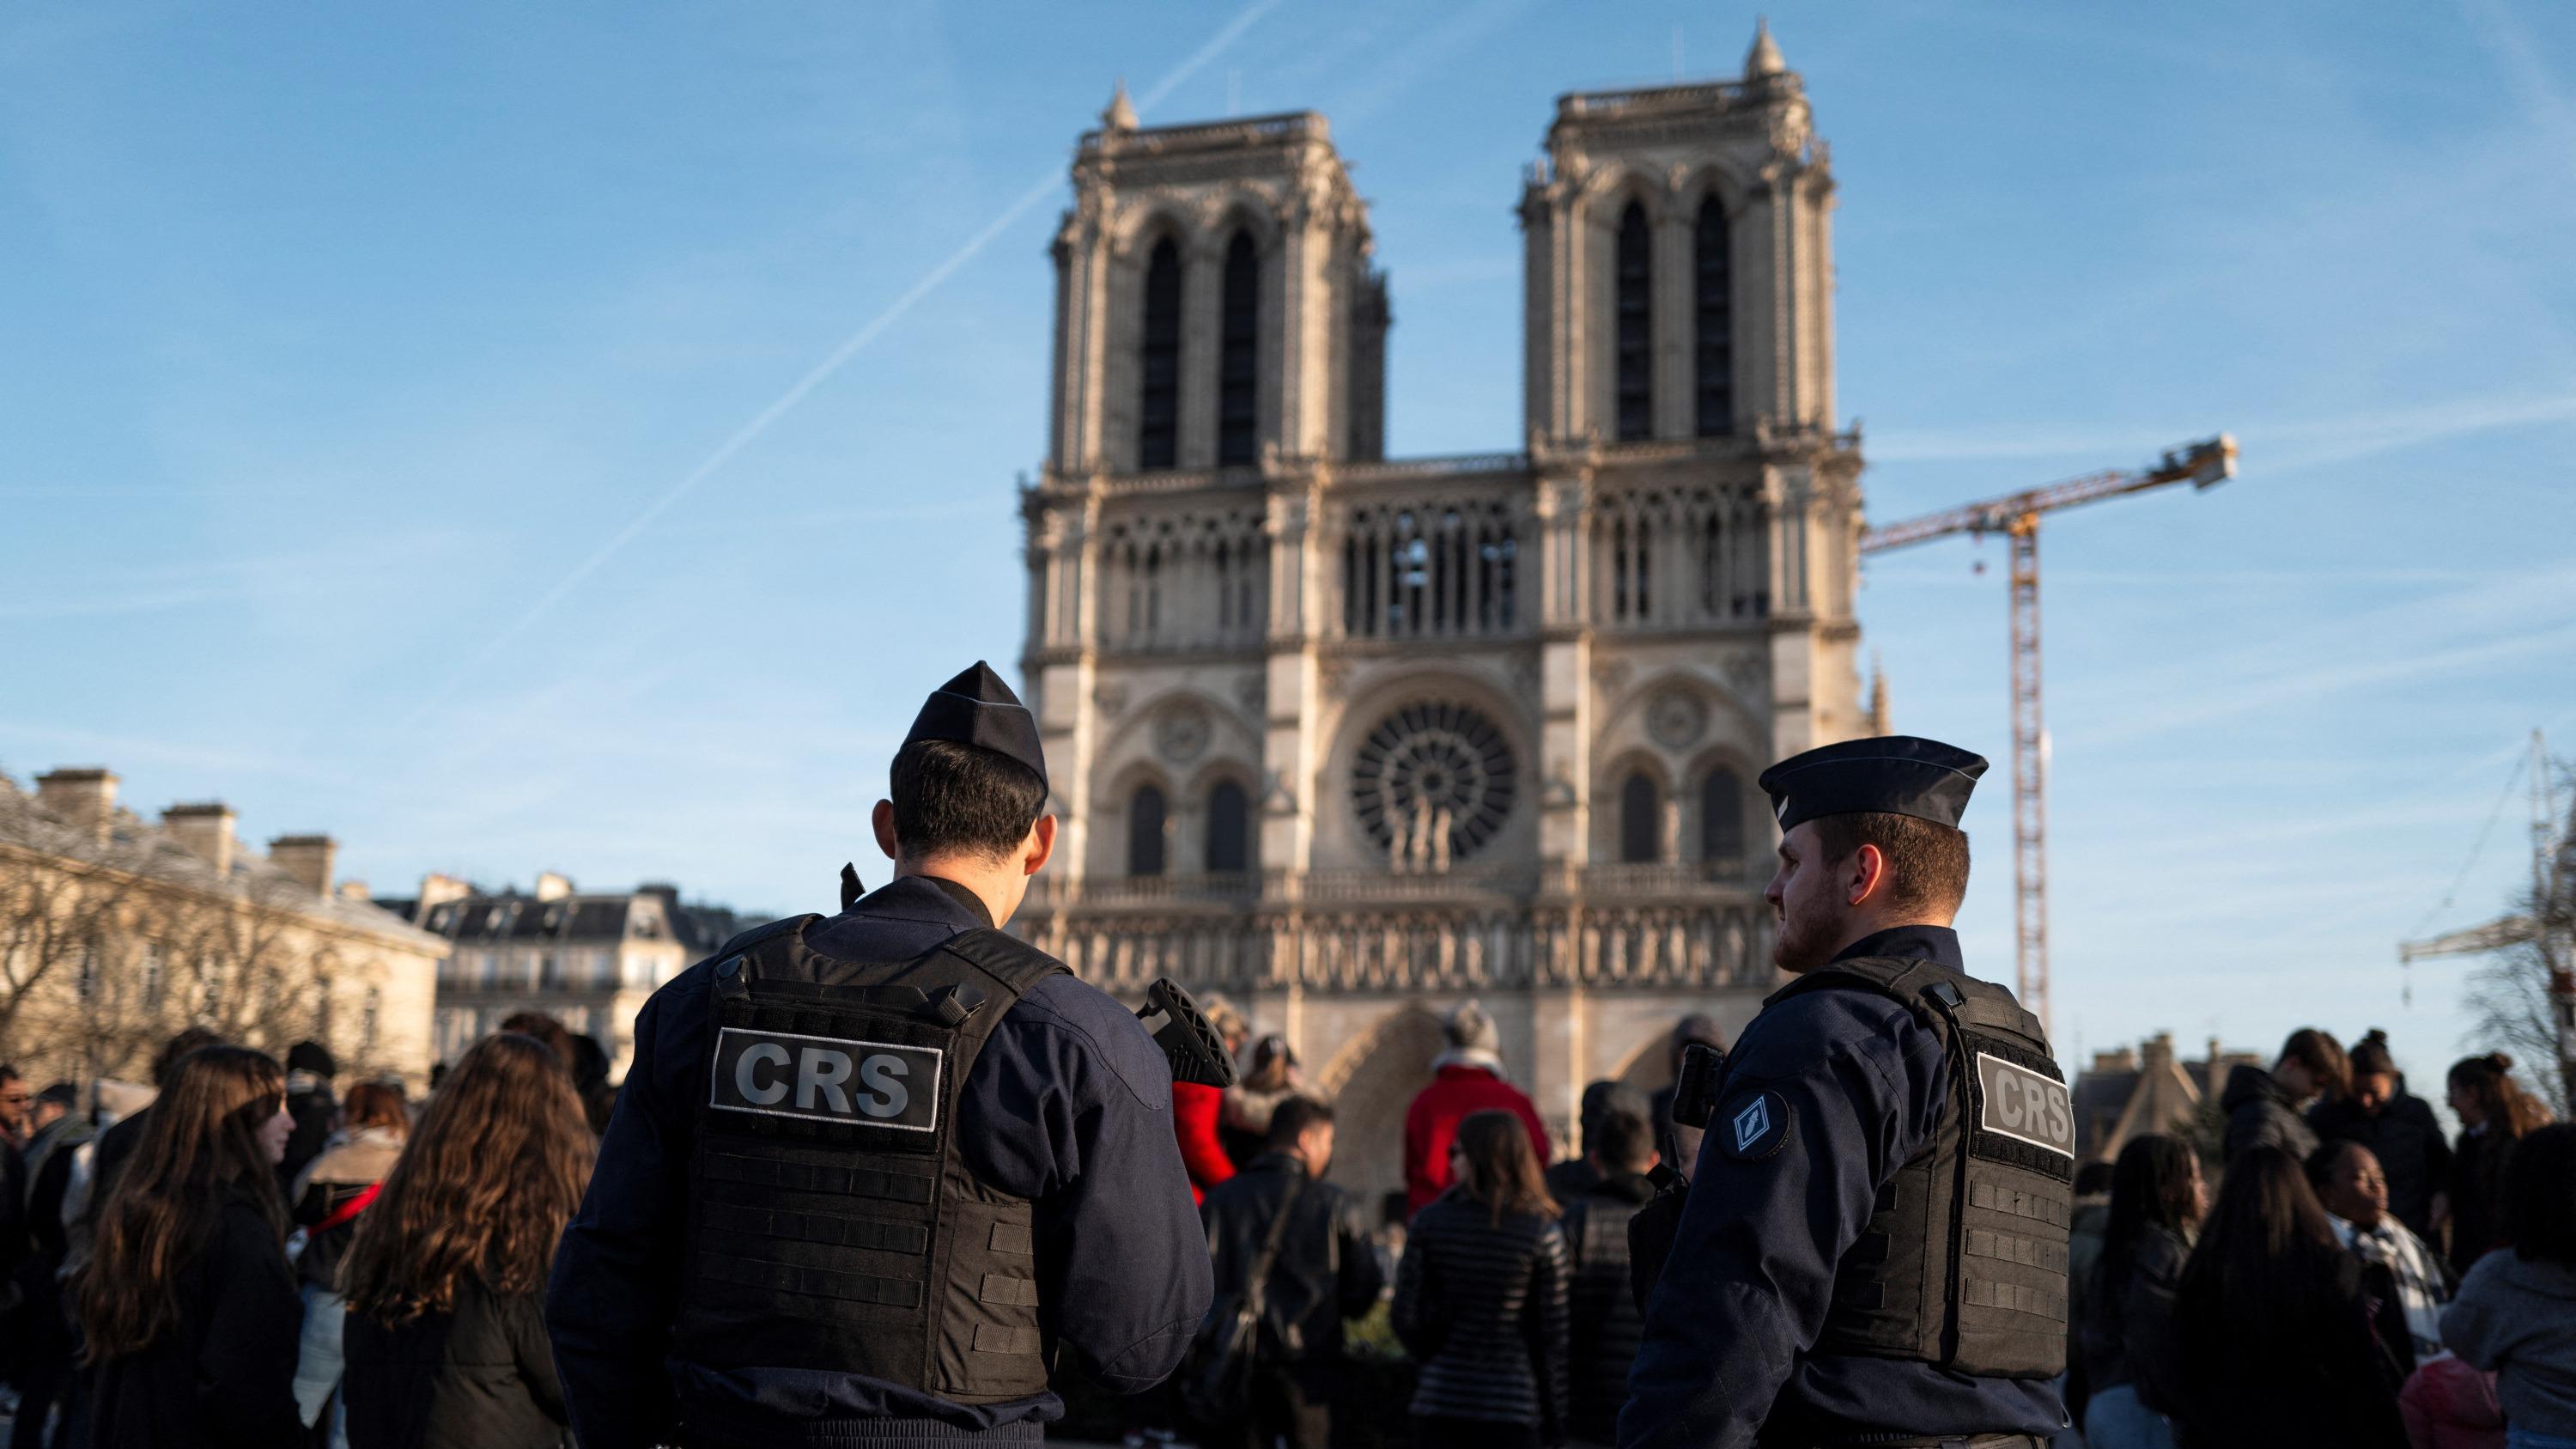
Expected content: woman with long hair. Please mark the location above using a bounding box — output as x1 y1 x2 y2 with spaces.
74 1044 306 1449
2170 1145 2406 1449
1220 1033 1302 1166
289 1079 411 1446
2077 1135 2207 1449
2310 1029 2454 1239
2445 1053 2554 1275
1392 1109 1570 1449
338 1032 595 1449
2221 1026 2346 1163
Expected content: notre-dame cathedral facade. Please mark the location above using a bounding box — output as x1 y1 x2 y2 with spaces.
1013 27 1876 1205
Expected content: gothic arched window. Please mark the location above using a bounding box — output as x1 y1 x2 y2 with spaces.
1615 201 1653 441
1701 766 1746 863
1139 237 1182 470
1128 782 1168 877
1218 231 1259 466
1206 779 1250 873
1695 195 1734 437
1619 771 1660 864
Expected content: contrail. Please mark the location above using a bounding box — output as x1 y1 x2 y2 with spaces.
394 0 1284 735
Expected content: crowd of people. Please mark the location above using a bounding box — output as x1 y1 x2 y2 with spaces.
1 1008 2572 1449
0 1022 603 1449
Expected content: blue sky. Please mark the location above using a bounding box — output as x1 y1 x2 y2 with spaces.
5 1 2573 1088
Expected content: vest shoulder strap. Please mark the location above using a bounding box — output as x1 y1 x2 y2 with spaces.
707 913 821 966
1771 955 2048 1049
936 927 1072 995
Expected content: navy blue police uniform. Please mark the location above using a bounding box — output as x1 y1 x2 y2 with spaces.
547 664 1213 1449
1618 738 2073 1449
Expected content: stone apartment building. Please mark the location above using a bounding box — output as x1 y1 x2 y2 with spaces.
380 874 738 1075
1012 24 1877 1207
0 767 444 1090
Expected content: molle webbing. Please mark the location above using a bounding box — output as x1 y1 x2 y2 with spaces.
673 917 1066 1403
1776 956 2075 1379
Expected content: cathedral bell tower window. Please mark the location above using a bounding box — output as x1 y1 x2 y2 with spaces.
1694 195 1734 438
1218 231 1259 466
1139 238 1182 470
1206 779 1250 874
1128 783 1169 877
1701 766 1746 864
1614 202 1653 442
1619 772 1661 864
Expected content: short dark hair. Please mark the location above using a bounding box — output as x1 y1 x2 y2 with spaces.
1267 1094 1334 1148
1807 811 1970 916
890 740 1048 861
2506 1123 2576 1267
1593 1109 1656 1172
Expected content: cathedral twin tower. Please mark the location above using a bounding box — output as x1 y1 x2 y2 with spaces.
1014 27 1869 1195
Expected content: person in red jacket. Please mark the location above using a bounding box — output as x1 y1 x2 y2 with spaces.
1175 998 1250 1204
1404 1001 1552 1215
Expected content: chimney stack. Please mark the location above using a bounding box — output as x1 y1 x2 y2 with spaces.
418 873 471 917
268 834 338 896
162 801 237 876
35 768 118 845
337 880 371 903
534 871 574 902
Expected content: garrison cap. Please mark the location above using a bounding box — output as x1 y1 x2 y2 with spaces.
902 661 1048 787
1757 734 1986 834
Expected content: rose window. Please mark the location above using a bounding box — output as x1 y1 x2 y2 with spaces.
1350 701 1516 867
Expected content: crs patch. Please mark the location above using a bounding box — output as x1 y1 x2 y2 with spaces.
709 1026 943 1132
1717 1087 1792 1161
1976 1050 2075 1162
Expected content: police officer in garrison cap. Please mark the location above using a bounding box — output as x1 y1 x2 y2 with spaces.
1619 736 2074 1449
548 661 1218 1449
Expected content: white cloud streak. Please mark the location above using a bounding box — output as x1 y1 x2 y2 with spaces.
389 0 1285 739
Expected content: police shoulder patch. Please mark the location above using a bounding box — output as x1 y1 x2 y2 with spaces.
1717 1087 1792 1161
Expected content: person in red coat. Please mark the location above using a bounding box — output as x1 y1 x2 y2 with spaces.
1175 998 1251 1204
1404 1001 1552 1215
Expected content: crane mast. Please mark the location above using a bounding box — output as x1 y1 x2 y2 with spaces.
1860 435 2239 1034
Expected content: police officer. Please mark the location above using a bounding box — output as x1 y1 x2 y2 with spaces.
1618 737 2073 1449
547 662 1215 1449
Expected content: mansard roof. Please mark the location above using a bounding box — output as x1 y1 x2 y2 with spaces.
0 772 439 953
387 882 738 954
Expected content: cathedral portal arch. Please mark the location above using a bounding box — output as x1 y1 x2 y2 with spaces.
1314 1003 1446 1217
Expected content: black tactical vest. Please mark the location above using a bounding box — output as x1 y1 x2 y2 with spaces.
671 914 1067 1402
1768 956 2075 1379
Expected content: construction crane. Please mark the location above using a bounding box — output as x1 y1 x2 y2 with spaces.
1859 435 2239 1033
2401 730 2576 1110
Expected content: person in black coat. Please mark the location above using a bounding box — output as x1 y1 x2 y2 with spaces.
1557 1108 1656 1446
2075 1134 2204 1449
2308 1029 2452 1240
2168 1145 2405 1449
2220 1027 2344 1166
72 1045 305 1449
341 1032 592 1449
2442 1051 2553 1275
279 1040 340 1193
1542 1081 1652 1205
1393 1109 1571 1449
546 667 1211 1449
1197 1096 1384 1449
